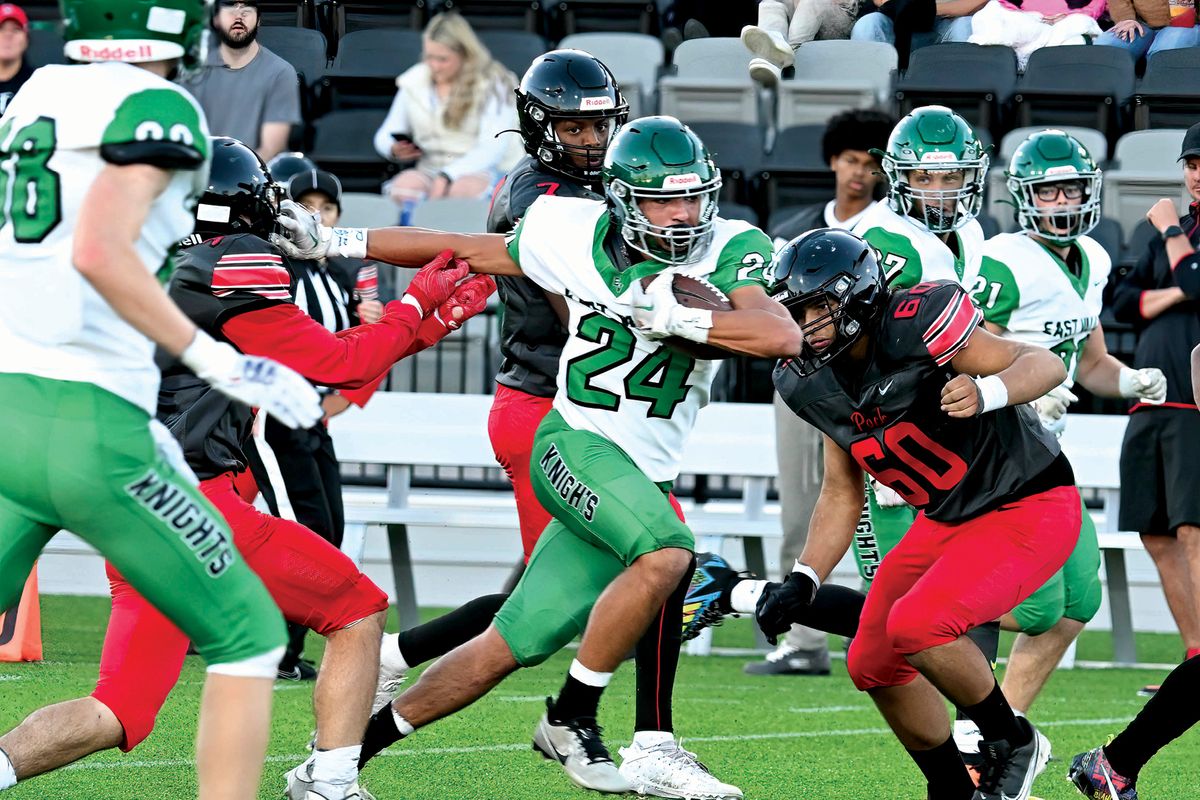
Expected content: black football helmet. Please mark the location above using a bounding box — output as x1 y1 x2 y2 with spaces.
194 136 281 240
266 151 317 193
516 49 628 183
771 228 887 376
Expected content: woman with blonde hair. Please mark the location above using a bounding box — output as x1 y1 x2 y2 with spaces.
374 12 521 213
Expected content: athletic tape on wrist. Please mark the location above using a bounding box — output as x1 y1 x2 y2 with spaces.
329 227 368 259
975 375 1009 414
792 560 821 592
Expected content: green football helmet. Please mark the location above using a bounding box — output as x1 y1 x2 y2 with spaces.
603 116 722 266
1006 129 1102 246
60 0 212 71
877 105 989 234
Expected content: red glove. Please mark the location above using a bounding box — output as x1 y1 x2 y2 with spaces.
438 274 496 330
403 249 469 316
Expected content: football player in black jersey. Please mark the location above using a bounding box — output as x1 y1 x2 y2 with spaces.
761 229 1081 800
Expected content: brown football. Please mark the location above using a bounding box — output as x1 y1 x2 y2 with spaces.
638 274 733 361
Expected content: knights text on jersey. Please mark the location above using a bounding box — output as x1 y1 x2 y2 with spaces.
970 233 1110 385
506 194 775 482
774 280 1065 522
488 157 601 397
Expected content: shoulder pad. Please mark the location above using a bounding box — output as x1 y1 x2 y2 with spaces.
886 280 982 366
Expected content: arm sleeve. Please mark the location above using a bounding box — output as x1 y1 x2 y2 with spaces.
440 90 514 181
908 282 983 366
374 90 410 161
219 301 423 389
262 59 302 125
1108 245 1158 323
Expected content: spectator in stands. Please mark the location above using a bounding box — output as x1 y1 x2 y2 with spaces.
1095 0 1200 58
740 0 859 85
0 4 31 116
743 108 894 677
851 0 986 59
1109 122 1200 681
373 12 521 219
181 0 301 162
967 0 1106 68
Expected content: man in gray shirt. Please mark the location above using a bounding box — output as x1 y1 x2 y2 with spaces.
181 0 300 161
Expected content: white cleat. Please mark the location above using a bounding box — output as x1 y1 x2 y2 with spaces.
618 739 743 800
283 762 376 800
532 702 631 794
371 665 408 716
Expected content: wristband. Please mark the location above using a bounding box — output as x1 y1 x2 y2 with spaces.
665 307 714 343
401 294 424 316
791 560 822 593
329 227 368 259
1162 225 1185 241
975 374 1009 414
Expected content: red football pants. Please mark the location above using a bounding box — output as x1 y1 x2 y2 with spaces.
91 471 388 750
847 485 1081 691
488 384 555 561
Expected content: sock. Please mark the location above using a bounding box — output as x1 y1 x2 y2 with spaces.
632 730 674 748
310 745 361 786
803 584 865 639
961 681 1028 748
358 705 412 769
0 747 16 791
1105 653 1200 780
278 621 309 671
729 579 767 614
956 622 1001 722
1187 647 1200 661
380 633 409 675
634 556 693 734
906 736 976 800
395 593 508 667
549 660 611 722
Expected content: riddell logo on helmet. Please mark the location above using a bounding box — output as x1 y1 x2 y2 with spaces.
581 96 615 109
78 44 155 60
1044 165 1079 176
663 173 702 188
919 151 957 164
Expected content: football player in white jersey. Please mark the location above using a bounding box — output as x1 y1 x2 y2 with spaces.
966 130 1166 743
0 3 321 798
275 115 802 800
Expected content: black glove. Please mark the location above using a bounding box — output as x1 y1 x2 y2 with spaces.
755 570 818 645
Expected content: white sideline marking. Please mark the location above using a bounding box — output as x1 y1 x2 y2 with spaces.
497 695 548 702
787 704 868 714
63 716 1132 773
0 675 25 681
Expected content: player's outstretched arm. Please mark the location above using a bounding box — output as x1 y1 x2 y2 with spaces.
796 439 866 582
1075 323 1166 403
706 286 804 358
941 327 1067 418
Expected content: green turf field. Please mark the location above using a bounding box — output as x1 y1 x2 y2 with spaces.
0 596 1191 799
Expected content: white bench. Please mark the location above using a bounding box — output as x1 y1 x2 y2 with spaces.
330 393 1143 663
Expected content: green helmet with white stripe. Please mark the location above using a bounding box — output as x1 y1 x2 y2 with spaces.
1006 129 1102 245
60 0 212 72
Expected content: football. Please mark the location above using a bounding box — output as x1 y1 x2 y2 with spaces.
638 274 734 361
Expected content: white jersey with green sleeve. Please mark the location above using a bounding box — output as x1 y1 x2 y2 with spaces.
507 195 775 482
851 201 983 290
0 62 210 415
970 232 1110 385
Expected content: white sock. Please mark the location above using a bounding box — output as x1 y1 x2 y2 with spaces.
730 579 768 615
380 632 409 674
632 730 674 748
392 707 415 736
569 658 613 687
310 745 361 786
0 748 16 791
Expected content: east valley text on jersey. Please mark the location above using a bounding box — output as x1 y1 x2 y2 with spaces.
774 281 1068 523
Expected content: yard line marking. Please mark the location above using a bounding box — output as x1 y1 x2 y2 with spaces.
0 675 24 681
787 705 868 714
62 716 1133 772
496 695 548 702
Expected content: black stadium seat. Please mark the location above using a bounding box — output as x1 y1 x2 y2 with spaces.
436 0 548 34
1132 47 1200 131
1014 46 1136 145
759 125 834 212
548 0 659 38
309 109 395 192
894 44 1018 139
477 30 550 77
258 26 328 89
328 0 430 41
322 29 423 110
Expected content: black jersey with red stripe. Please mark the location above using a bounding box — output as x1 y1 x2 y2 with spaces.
773 280 1068 523
487 156 601 397
158 233 294 480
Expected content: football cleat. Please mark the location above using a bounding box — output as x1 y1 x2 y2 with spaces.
277 658 318 682
619 738 743 799
371 664 409 716
283 761 375 800
743 641 830 676
532 699 631 794
682 552 746 642
1068 747 1138 800
972 717 1050 800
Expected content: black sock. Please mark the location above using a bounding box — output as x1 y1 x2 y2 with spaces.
961 681 1028 747
277 621 309 671
956 622 1001 721
906 736 976 800
799 583 865 639
395 593 508 667
634 555 695 733
358 706 406 769
1105 653 1200 780
549 673 606 723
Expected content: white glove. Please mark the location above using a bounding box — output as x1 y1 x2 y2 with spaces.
149 419 199 486
270 199 368 261
1118 367 1167 404
180 330 323 430
868 476 908 508
1032 384 1078 436
631 272 714 343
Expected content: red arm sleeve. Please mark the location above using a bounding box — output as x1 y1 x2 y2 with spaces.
220 301 423 390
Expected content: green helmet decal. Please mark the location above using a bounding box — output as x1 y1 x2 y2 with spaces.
603 115 722 266
877 105 989 234
60 0 212 71
1006 129 1102 246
